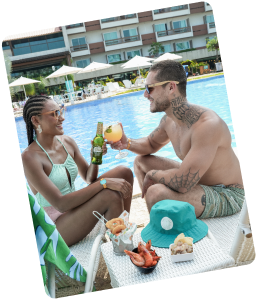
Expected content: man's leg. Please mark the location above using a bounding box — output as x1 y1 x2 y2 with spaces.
145 183 206 217
134 155 181 190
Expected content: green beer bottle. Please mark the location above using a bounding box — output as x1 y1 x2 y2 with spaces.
91 122 104 165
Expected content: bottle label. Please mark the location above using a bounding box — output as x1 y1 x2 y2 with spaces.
93 146 102 153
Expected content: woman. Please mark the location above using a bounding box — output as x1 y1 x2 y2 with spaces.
22 95 133 246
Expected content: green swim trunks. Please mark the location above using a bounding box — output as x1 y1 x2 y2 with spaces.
199 184 245 219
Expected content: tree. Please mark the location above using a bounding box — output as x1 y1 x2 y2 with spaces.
206 36 219 62
3 52 19 98
148 42 165 57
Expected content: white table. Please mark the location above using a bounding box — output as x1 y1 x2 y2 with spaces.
101 233 235 288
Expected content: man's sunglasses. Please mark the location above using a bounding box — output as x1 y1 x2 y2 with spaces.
38 107 65 119
145 80 179 94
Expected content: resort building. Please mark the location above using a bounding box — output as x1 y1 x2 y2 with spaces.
3 2 218 93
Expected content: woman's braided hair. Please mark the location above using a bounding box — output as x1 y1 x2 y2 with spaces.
23 95 51 145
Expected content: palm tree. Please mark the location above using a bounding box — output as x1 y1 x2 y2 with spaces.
206 36 219 62
148 42 165 57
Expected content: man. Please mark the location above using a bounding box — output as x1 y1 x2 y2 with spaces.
110 60 244 219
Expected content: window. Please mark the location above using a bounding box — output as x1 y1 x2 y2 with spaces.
171 5 187 11
205 15 214 23
2 41 10 50
176 41 190 51
103 32 118 45
71 37 87 50
127 50 141 59
155 24 167 37
159 44 172 54
66 23 83 29
11 33 65 56
123 28 138 42
101 17 116 23
107 54 121 63
173 20 187 29
76 59 90 68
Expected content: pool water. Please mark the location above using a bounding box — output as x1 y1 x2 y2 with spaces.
15 75 236 190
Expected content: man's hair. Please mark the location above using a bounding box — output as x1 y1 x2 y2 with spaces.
149 60 187 97
23 95 51 145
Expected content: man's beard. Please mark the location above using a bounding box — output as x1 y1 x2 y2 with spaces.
151 96 170 113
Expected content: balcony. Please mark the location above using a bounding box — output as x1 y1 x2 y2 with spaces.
89 42 105 54
156 26 193 42
104 35 142 52
190 2 205 14
100 14 139 29
192 24 208 36
66 23 86 34
141 33 156 45
153 5 190 20
208 22 216 34
70 44 90 58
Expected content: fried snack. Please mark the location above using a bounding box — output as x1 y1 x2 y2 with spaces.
171 233 194 255
112 224 126 234
106 218 124 231
173 233 193 246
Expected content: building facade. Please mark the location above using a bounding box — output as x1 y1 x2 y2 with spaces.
3 2 218 93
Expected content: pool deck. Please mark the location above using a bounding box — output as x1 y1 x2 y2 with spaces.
13 72 224 119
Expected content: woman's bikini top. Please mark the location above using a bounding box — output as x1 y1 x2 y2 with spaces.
35 137 78 207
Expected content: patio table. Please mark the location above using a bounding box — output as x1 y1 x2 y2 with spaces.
101 233 235 288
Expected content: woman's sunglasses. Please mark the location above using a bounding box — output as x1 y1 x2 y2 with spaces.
38 107 65 119
145 80 179 94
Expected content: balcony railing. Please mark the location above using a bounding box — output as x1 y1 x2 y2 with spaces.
209 22 215 28
157 26 191 37
101 14 137 23
66 23 84 29
104 35 140 46
153 5 188 14
70 44 89 52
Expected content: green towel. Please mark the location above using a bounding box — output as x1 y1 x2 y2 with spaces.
28 187 87 295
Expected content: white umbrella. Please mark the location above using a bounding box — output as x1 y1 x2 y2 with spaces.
46 65 82 104
9 76 40 99
153 52 182 62
46 65 82 82
122 55 154 76
77 61 114 81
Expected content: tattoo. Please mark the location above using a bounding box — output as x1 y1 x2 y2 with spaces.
160 115 167 123
151 170 159 177
172 102 207 128
226 183 244 189
201 194 206 206
166 169 201 193
170 96 185 108
150 126 160 138
159 177 165 184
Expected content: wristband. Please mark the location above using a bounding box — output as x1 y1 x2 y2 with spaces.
126 138 131 150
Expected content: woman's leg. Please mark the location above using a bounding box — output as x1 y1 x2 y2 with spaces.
56 166 134 246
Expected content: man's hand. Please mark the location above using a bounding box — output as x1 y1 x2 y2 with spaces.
142 172 157 198
107 122 128 150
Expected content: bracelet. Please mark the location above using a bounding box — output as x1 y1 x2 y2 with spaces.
126 138 131 150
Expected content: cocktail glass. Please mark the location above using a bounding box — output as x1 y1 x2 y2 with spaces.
104 122 128 159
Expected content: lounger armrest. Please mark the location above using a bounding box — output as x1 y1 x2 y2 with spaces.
84 233 105 293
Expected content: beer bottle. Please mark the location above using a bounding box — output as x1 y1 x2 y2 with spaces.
92 122 104 165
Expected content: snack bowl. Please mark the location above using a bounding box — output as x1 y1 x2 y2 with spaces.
128 247 159 274
169 243 194 263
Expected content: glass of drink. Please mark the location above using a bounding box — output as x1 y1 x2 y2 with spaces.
104 122 128 159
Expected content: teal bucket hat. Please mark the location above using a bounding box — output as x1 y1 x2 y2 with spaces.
141 200 208 248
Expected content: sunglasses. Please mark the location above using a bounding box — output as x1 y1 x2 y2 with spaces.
39 107 65 119
145 80 179 94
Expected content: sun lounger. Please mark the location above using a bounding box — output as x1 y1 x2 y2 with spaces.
123 80 132 89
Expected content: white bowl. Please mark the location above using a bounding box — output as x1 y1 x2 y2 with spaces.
169 243 194 263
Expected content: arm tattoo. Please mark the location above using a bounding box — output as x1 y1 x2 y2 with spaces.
151 170 159 176
172 102 207 128
150 126 160 138
161 169 201 193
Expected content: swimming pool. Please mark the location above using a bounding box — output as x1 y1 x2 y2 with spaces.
15 75 236 190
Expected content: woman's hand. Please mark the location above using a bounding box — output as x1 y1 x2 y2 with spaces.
105 178 132 199
107 122 128 150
